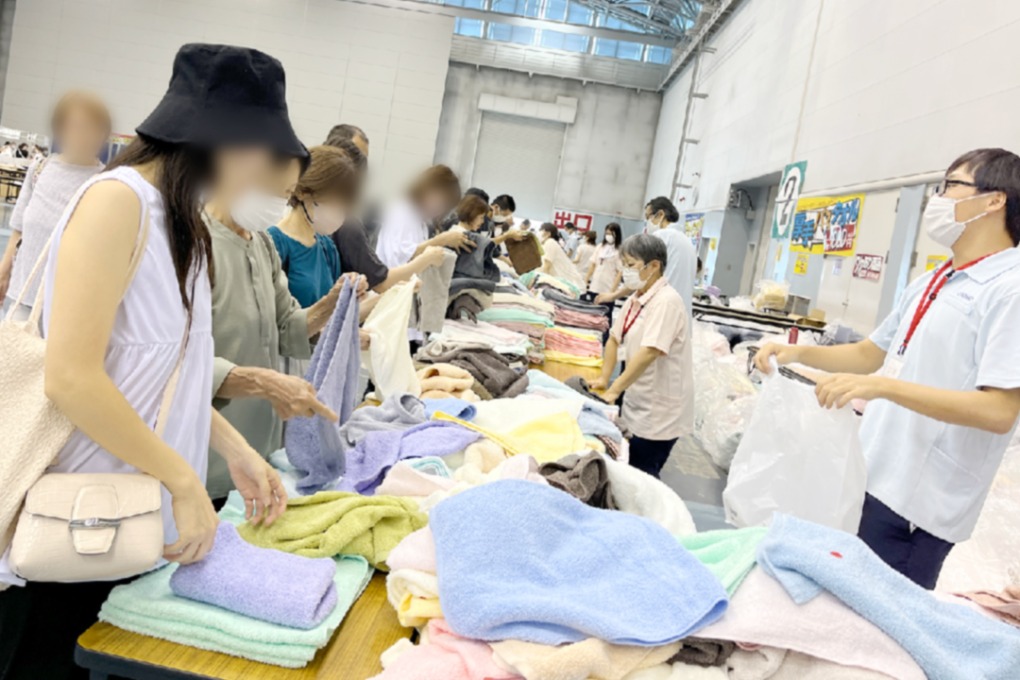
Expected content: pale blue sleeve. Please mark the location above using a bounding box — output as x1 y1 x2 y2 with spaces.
976 293 1020 389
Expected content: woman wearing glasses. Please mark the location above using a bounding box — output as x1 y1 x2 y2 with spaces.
756 148 1020 589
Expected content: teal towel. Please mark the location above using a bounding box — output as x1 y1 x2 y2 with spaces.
99 555 371 668
678 527 767 595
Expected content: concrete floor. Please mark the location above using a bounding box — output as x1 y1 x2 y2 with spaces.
659 434 731 532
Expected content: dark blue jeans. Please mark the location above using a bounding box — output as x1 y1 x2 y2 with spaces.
857 494 955 589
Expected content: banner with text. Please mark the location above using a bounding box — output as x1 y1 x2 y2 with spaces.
789 193 864 257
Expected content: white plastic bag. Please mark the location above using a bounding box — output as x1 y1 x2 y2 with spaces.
723 369 867 532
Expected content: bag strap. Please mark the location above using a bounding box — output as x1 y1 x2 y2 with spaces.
155 292 192 438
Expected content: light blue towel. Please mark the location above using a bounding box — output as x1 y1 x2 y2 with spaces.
285 279 361 494
431 479 728 646
758 513 1020 680
526 369 614 414
423 397 477 421
577 404 622 443
409 456 452 478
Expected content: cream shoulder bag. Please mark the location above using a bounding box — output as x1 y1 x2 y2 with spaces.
2 197 185 582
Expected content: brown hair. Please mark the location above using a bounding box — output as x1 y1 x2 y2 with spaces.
455 194 488 225
289 145 361 208
50 90 112 139
409 164 460 212
584 230 597 245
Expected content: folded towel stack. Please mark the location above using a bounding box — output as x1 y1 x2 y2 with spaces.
417 364 480 402
170 523 338 630
477 290 555 363
540 288 610 332
544 326 604 367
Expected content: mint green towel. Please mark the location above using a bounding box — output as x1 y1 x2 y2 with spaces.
99 555 371 668
678 527 767 595
477 308 554 326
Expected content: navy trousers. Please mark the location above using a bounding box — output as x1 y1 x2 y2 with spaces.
857 493 955 589
629 436 678 478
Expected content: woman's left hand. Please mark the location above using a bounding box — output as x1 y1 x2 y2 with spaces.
814 373 887 409
342 272 368 298
227 448 288 526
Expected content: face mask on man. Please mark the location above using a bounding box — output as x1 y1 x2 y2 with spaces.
922 193 993 248
621 265 646 290
492 213 509 224
303 200 347 236
231 190 288 232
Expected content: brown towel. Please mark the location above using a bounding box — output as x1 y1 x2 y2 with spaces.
417 346 529 399
506 233 543 275
669 638 736 667
539 452 618 510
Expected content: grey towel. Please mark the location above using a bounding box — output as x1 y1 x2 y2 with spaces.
450 277 497 296
453 233 501 282
416 346 528 398
447 293 484 324
565 376 608 404
337 393 427 456
417 249 457 334
669 638 736 668
539 452 618 510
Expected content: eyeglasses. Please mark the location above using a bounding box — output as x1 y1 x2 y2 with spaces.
935 178 979 196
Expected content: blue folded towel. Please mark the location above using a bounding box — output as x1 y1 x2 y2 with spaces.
431 479 728 646
170 523 338 630
286 279 361 494
423 397 477 421
758 513 1020 680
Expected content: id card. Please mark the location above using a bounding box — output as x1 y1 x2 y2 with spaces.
878 356 905 380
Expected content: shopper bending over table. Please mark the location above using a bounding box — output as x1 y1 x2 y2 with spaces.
0 44 291 679
756 148 1020 589
591 234 694 477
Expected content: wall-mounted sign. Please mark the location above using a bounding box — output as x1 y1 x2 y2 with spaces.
683 212 705 247
552 209 593 232
925 254 948 272
789 193 864 257
793 253 810 276
853 253 883 281
772 160 808 239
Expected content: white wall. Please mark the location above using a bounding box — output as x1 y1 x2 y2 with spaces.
435 63 661 221
2 0 454 194
648 0 1020 206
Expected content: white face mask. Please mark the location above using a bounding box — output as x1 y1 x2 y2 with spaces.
492 213 509 223
303 200 347 236
231 190 288 232
621 266 646 290
645 217 660 232
604 234 616 245
922 193 991 248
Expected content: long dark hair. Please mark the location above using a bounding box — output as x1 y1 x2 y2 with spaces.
106 135 213 311
540 222 562 242
603 222 622 249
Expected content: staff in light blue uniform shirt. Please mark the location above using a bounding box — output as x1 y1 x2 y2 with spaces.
756 148 1020 589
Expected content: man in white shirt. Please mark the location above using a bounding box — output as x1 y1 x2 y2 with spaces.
756 148 1020 588
563 222 580 259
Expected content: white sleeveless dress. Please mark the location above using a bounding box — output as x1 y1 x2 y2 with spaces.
0 166 213 586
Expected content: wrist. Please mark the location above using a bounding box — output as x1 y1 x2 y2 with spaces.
227 366 271 398
165 465 204 498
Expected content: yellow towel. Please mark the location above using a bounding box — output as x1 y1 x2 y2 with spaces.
543 350 604 368
238 492 427 570
398 594 443 628
434 410 587 463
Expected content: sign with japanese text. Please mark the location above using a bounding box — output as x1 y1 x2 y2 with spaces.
683 212 705 247
552 209 593 232
788 193 864 257
793 253 809 276
772 161 808 239
853 253 883 281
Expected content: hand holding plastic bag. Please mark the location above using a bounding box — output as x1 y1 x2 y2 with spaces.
723 360 867 532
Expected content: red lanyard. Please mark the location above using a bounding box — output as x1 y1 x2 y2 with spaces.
621 288 660 340
898 254 993 355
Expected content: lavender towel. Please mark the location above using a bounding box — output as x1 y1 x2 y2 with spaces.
338 393 427 456
170 523 338 630
337 421 481 495
286 279 361 494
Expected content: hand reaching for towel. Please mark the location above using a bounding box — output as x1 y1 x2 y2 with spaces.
263 370 338 422
227 448 287 527
163 477 219 565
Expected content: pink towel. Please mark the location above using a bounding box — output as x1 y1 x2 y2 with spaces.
696 568 924 680
370 619 521 680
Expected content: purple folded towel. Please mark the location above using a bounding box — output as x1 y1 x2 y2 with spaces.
170 523 338 630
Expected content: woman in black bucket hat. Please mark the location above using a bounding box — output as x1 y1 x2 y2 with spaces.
0 44 306 680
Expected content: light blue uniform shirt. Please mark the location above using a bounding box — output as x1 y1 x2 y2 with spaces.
863 247 1020 542
652 227 697 316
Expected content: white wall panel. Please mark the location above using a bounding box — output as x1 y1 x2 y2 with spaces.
2 0 453 197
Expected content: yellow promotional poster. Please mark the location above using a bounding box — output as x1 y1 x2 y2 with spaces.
925 254 948 271
793 253 809 276
683 213 705 246
788 193 865 257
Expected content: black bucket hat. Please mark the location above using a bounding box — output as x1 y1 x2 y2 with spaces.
137 43 308 160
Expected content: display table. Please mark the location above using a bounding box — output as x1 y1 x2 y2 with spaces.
75 574 406 680
692 301 818 332
74 361 598 679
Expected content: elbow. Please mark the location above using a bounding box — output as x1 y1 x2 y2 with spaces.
988 414 1018 436
44 360 94 413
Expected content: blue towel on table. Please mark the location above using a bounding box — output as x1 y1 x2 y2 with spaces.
431 479 728 646
577 404 622 442
424 397 477 421
170 523 338 630
758 513 1020 680
286 279 361 494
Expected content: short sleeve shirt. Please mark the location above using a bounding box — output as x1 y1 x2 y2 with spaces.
610 278 694 440
862 248 1020 542
267 226 341 308
589 245 622 294
331 217 389 289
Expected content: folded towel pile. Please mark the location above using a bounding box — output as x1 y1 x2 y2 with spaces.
477 290 555 363
238 491 427 569
544 326 603 367
429 319 533 359
430 480 728 645
540 288 610 332
417 343 530 398
520 271 582 298
100 555 371 668
170 523 338 630
417 364 480 402
337 421 481 495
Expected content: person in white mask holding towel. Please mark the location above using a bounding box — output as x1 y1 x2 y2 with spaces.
755 148 1020 589
203 148 367 504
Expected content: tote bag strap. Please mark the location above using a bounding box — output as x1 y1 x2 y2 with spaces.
154 298 192 438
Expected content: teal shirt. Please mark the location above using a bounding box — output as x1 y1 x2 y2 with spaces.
267 226 341 308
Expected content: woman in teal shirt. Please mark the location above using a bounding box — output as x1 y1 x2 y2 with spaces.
268 145 358 307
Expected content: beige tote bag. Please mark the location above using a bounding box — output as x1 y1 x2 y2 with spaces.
0 199 151 555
